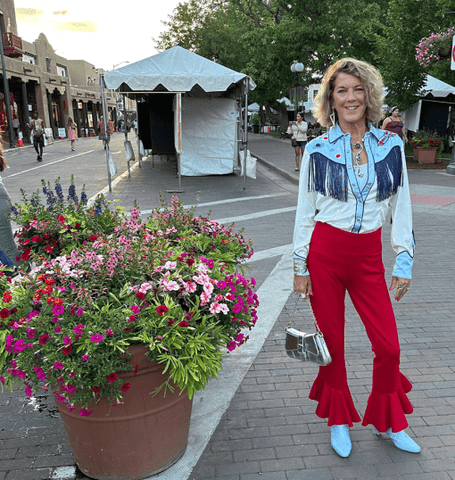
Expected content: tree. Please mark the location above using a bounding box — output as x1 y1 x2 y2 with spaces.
373 0 446 110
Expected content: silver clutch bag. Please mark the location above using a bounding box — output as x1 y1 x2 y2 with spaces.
285 294 332 366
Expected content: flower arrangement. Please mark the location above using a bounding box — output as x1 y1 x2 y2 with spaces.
410 130 444 155
9 177 122 262
416 27 455 67
0 187 258 417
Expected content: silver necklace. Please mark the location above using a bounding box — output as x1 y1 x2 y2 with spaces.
351 141 365 177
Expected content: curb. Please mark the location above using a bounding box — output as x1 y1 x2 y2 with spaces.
253 153 300 185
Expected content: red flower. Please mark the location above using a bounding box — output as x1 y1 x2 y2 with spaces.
167 319 175 327
156 305 168 316
121 383 131 392
92 386 101 393
2 291 12 303
128 315 137 322
58 215 66 224
62 346 72 355
45 277 56 286
89 235 99 241
135 292 145 300
186 258 195 267
178 320 189 328
107 372 118 383
44 246 54 254
39 334 49 345
0 308 10 319
133 364 138 375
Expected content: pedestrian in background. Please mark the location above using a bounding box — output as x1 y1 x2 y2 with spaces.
382 106 408 143
290 112 308 171
97 116 110 149
0 143 21 271
28 111 45 161
12 115 19 143
67 117 77 151
293 58 419 458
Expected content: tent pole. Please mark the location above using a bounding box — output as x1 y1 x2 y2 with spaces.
136 100 142 169
99 74 112 192
243 78 249 190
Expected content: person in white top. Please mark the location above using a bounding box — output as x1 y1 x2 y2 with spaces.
287 112 308 171
293 58 420 458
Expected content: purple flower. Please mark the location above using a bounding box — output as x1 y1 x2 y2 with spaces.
90 334 104 343
52 305 65 315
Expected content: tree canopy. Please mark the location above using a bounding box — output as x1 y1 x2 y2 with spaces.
155 0 450 122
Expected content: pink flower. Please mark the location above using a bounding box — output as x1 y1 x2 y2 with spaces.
130 305 140 314
79 408 93 416
53 362 64 370
24 385 32 397
67 404 75 412
74 324 84 335
13 339 27 353
55 325 62 333
63 336 72 345
90 334 104 343
162 279 180 291
65 384 76 393
81 354 89 361
77 308 84 316
184 281 197 293
227 341 237 352
105 328 114 336
52 305 65 315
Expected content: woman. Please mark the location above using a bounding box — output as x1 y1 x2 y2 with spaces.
0 144 21 270
97 116 110 149
67 117 77 151
382 106 408 142
290 112 308 171
293 58 419 458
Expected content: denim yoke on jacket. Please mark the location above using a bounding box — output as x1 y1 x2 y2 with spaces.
293 124 415 279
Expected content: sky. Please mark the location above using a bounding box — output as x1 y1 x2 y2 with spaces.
14 0 182 71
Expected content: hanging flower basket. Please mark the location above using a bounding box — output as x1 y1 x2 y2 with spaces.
416 27 455 67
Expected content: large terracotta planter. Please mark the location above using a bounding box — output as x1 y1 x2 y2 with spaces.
55 345 193 480
413 147 438 164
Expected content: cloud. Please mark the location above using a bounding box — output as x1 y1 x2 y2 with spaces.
54 20 98 33
15 8 45 24
53 10 70 16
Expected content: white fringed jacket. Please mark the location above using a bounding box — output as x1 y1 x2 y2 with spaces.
293 124 415 279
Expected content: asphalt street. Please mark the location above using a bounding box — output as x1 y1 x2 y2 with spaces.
0 133 454 480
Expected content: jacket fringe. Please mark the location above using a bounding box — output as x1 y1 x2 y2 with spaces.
374 146 403 202
308 153 349 202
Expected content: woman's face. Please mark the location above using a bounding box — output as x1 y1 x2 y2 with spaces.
297 114 302 122
331 72 367 129
392 108 399 117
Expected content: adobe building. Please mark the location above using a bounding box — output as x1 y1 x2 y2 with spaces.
0 0 119 147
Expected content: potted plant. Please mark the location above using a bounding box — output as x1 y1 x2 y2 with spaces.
251 113 260 134
410 131 444 164
0 181 258 480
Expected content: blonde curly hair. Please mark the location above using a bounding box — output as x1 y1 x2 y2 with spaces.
313 58 385 128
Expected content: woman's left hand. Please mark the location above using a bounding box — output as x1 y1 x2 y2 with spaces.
390 276 411 301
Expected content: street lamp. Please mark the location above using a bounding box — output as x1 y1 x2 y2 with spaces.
290 61 304 119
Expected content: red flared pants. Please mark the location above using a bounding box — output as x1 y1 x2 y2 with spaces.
307 222 413 432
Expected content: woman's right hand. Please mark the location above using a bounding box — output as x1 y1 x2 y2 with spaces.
293 275 313 297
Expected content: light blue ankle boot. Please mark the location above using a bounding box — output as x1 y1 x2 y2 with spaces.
331 425 352 457
374 428 420 453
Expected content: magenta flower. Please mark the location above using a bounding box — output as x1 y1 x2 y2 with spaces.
227 341 237 352
77 308 84 317
90 334 104 343
105 328 114 336
79 408 93 416
52 305 65 315
130 305 140 314
55 326 62 334
13 339 27 353
24 385 32 397
80 354 89 361
74 324 84 335
53 362 64 370
63 336 72 345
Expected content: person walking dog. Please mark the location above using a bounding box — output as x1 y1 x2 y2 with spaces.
293 58 419 458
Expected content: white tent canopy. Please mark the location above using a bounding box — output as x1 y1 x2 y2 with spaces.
103 47 255 181
104 46 256 94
